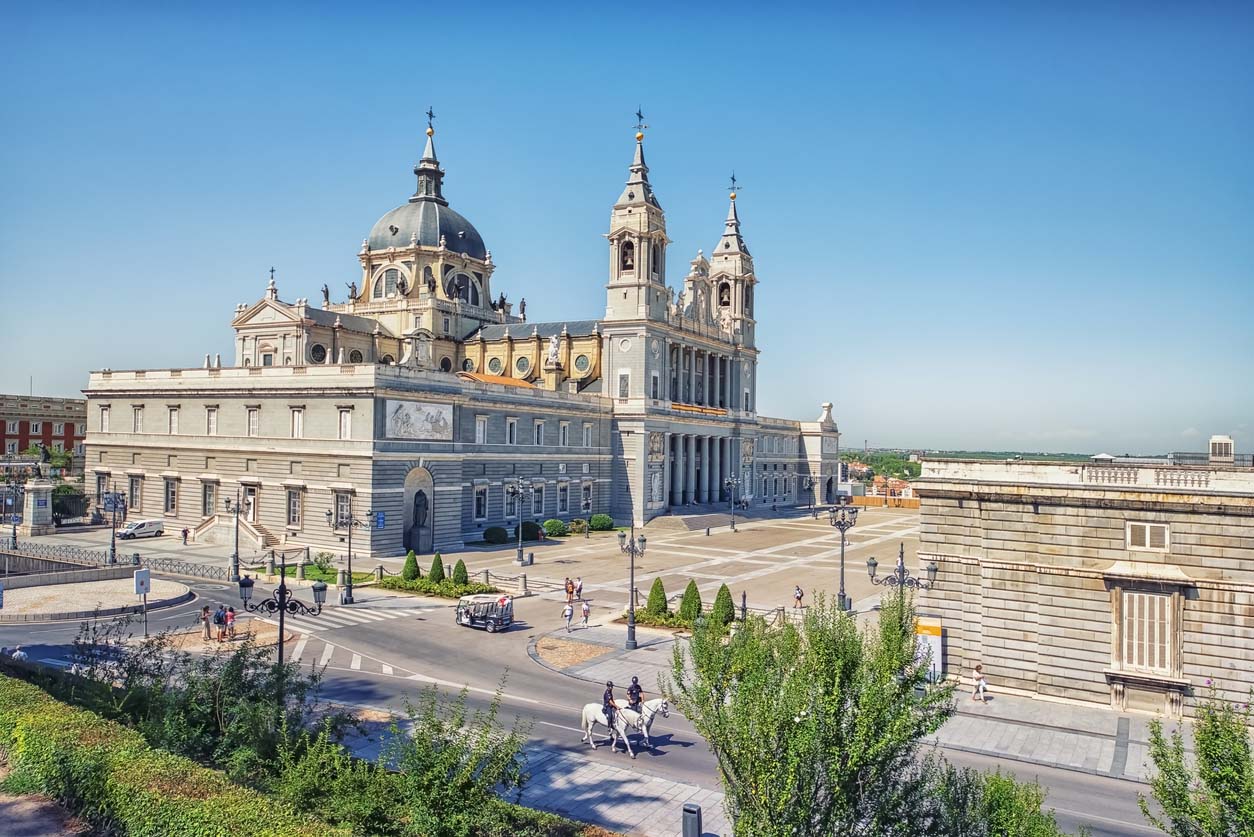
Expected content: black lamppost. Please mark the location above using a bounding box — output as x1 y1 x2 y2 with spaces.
505 478 536 563
581 497 592 539
803 476 820 518
223 490 251 583
107 481 127 565
238 553 327 668
5 480 19 549
827 500 859 611
724 473 742 532
617 526 646 650
868 542 938 610
326 505 371 605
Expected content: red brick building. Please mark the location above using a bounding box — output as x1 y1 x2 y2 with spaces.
0 394 86 476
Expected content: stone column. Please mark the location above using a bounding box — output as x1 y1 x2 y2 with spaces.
711 436 722 504
687 348 696 406
695 436 706 504
704 436 715 503
662 432 672 509
672 435 684 506
711 354 720 408
685 435 696 505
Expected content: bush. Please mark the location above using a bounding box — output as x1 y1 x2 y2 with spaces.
312 551 336 574
569 518 587 534
452 559 469 586
711 583 735 627
401 550 420 581
645 578 668 616
512 520 542 542
589 513 614 531
428 553 445 583
678 580 703 623
0 674 344 837
377 576 497 599
543 518 569 537
483 526 510 545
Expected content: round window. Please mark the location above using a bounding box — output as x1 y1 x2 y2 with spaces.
462 358 475 372
618 338 632 352
516 356 530 374
349 350 364 363
310 344 327 363
574 354 590 373
440 356 453 372
488 357 503 374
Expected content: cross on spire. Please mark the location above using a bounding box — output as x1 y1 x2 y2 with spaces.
426 106 436 130
269 266 275 281
728 172 741 197
633 107 648 133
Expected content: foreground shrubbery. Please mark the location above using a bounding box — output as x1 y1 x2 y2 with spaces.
378 575 497 599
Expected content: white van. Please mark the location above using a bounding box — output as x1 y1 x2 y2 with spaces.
117 519 164 540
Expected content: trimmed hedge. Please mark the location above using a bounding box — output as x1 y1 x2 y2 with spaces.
589 513 614 531
645 578 668 616
678 580 703 622
711 582 736 627
543 518 569 537
0 674 344 837
401 550 420 581
513 520 543 542
428 553 446 583
569 518 588 534
377 576 497 599
452 558 469 585
484 526 510 544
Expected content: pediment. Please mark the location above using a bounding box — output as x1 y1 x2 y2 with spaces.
232 299 302 329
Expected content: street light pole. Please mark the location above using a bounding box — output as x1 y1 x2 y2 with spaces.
724 473 741 532
109 480 119 565
326 505 371 605
617 526 646 650
223 489 248 584
867 541 939 618
827 500 859 612
505 478 535 563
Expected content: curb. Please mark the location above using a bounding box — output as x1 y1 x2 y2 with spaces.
0 589 196 624
526 634 623 687
926 738 1151 787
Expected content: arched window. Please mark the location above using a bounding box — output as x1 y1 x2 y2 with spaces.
374 268 399 298
372 276 384 298
379 354 394 365
470 281 480 307
445 274 470 302
348 349 363 363
745 285 753 316
719 282 731 307
439 356 453 372
621 240 635 272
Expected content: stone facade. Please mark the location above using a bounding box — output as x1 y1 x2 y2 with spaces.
916 455 1254 718
83 122 844 556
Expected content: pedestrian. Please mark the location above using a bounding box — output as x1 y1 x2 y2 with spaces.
213 605 227 642
226 606 236 640
565 577 574 603
199 605 211 641
793 585 804 609
580 599 590 629
973 663 988 703
11 646 28 661
575 576 583 600
562 602 574 632
181 527 189 545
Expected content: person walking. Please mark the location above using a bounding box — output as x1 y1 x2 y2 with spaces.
575 577 583 600
972 663 989 703
199 605 212 641
10 646 28 662
225 606 237 640
564 577 575 604
181 527 189 545
213 605 227 642
793 585 805 609
562 602 574 633
580 599 590 629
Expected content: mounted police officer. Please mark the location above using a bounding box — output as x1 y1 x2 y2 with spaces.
626 675 643 713
602 680 617 728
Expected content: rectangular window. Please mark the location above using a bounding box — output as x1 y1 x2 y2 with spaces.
76 423 85 434
54 422 64 435
30 421 42 434
532 486 545 515
506 418 517 445
96 474 108 502
651 373 659 400
132 408 143 433
338 409 352 440
5 441 15 455
202 483 217 517
168 408 179 435
744 389 751 411
4 420 16 433
474 486 488 521
206 408 218 435
618 373 630 399
558 483 569 513
1121 590 1173 675
442 317 451 335
100 407 110 433
1127 522 1169 552
247 408 259 437
559 422 569 446
475 416 487 445
290 408 304 439
287 489 302 527
583 423 593 447
505 489 518 518
164 479 178 514
128 476 142 511
335 491 351 525
262 353 274 367
534 420 544 446
581 482 593 512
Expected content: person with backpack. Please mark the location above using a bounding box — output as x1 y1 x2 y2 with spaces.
793 585 805 609
181 527 190 545
213 605 227 642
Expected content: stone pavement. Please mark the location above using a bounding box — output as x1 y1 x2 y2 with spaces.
531 624 1185 785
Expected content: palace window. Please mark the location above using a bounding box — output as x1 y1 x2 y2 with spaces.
334 491 352 525
262 353 274 366
532 486 545 515
338 409 352 440
506 418 518 445
618 373 630 399
583 423 593 447
559 422 569 447
474 486 488 521
100 407 110 433
558 483 569 513
163 478 178 514
128 476 142 511
581 482 593 512
349 349 363 363
1118 590 1174 676
202 483 217 517
54 422 64 435
206 407 218 436
132 407 143 433
287 489 302 527
168 408 179 435
96 473 108 502
247 408 259 437
534 420 544 446
5 441 14 455
1127 522 1169 552
475 416 487 445
290 408 304 439
310 344 327 364
505 489 518 518
4 420 16 433
30 421 42 434
651 373 659 400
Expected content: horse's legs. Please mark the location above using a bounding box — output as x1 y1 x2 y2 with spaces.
620 718 636 759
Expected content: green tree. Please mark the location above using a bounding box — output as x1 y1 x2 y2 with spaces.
401 550 420 581
678 580 703 623
1140 682 1254 836
711 583 735 628
451 559 469 586
645 578 668 616
428 553 445 583
922 760 1076 836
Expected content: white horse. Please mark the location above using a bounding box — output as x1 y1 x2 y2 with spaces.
617 698 670 749
580 702 638 758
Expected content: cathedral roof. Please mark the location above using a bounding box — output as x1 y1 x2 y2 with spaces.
472 321 601 341
304 306 393 336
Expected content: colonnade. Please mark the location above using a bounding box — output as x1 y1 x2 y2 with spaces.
663 432 737 507
669 345 732 409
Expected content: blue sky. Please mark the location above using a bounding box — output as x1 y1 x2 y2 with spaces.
2 3 1251 454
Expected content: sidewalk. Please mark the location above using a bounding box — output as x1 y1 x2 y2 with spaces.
530 623 1180 785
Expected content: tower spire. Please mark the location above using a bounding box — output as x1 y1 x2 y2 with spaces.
717 172 747 255
615 108 660 209
411 107 446 205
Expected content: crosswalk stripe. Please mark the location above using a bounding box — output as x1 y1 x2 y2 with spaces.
292 637 308 662
350 654 362 670
319 644 335 666
382 664 393 675
325 609 385 624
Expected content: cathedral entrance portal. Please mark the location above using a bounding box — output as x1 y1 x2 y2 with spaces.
402 467 434 554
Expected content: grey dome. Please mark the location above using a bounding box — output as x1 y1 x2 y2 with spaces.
367 201 487 260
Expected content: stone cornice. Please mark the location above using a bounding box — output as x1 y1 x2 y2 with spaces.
916 485 1254 516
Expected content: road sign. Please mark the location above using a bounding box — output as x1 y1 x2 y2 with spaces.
133 568 151 596
915 620 943 683
35 498 47 508
375 511 385 529
104 492 126 513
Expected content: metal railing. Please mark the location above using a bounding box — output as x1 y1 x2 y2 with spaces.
141 555 230 580
1169 452 1254 468
0 540 108 566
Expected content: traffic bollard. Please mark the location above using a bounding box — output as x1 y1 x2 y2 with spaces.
682 803 702 837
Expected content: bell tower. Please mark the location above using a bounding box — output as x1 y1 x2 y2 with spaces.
709 175 757 349
604 111 670 322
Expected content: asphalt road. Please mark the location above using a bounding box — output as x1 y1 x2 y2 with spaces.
0 577 1161 836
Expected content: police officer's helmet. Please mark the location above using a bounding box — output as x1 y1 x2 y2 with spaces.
606 680 613 688
631 676 639 685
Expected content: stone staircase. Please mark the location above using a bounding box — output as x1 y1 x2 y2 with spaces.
191 515 279 548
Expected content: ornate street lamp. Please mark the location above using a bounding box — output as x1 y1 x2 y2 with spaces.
827 500 859 611
238 553 326 668
223 490 251 583
325 504 371 605
723 473 743 532
802 476 820 518
581 496 592 539
504 478 537 563
617 527 646 650
867 542 938 594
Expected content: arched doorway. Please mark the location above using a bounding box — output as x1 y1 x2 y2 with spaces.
403 466 434 553
825 477 834 504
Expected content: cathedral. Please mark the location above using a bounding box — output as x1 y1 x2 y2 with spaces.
83 120 843 557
